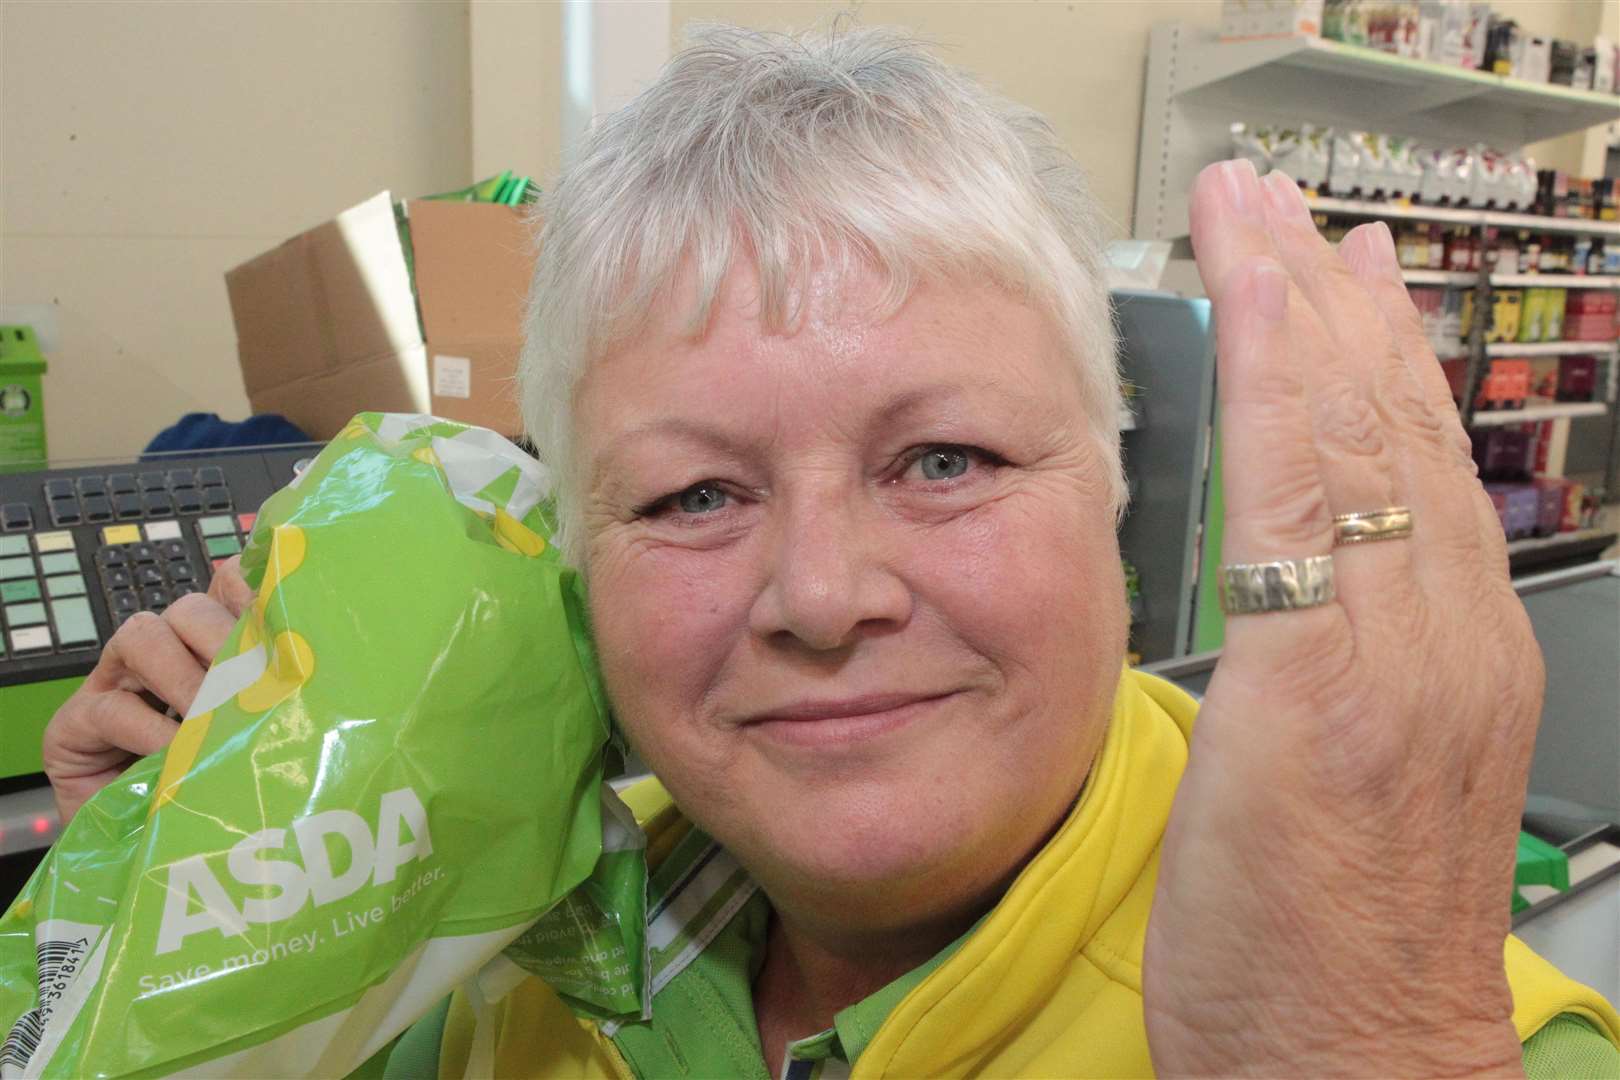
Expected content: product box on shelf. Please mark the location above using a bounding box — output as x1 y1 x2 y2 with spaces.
1563 291 1618 342
1220 0 1323 39
1487 290 1523 344
1473 428 1535 481
1595 38 1617 93
1531 477 1567 537
1527 357 1561 404
1561 481 1587 532
1483 484 1540 540
1556 355 1599 402
1503 485 1540 539
226 191 537 440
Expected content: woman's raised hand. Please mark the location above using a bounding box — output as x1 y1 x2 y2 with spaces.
42 557 255 825
1144 159 1540 1076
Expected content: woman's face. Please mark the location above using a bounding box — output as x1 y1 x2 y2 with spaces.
576 260 1128 928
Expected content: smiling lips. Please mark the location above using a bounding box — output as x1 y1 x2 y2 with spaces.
743 691 958 748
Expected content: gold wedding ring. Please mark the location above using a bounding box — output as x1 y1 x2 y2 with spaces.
1218 555 1337 615
1332 505 1414 546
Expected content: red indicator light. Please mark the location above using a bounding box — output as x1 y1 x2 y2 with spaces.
32 817 50 835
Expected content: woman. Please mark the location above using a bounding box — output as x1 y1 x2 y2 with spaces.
44 25 1619 1077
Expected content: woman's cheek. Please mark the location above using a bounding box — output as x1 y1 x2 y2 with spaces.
918 487 1123 664
590 542 752 745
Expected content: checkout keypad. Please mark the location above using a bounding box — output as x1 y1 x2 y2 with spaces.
0 531 99 657
91 513 255 625
33 466 233 529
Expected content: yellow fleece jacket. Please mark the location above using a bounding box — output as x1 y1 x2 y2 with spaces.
435 669 1620 1078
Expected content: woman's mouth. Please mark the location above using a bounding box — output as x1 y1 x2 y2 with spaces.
742 691 958 749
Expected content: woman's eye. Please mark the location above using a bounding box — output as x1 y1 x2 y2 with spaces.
914 446 972 481
675 483 728 514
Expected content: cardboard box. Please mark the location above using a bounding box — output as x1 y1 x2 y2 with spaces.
226 192 536 439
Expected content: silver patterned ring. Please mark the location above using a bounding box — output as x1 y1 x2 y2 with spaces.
1332 505 1414 546
1218 555 1337 615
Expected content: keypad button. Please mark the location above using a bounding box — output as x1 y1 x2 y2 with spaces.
38 553 78 576
170 583 199 599
168 561 196 583
237 512 258 533
51 596 98 647
129 543 158 564
140 586 170 611
139 471 167 491
108 473 137 495
100 524 141 546
48 497 82 526
109 589 139 614
45 575 87 598
0 557 34 581
205 535 243 558
143 521 182 542
43 479 75 500
0 536 26 558
34 531 74 554
143 493 174 517
113 492 143 519
83 494 114 522
203 487 232 511
174 490 204 514
160 540 188 561
197 515 235 537
105 567 133 590
197 466 225 487
76 476 107 497
96 545 128 568
1 503 32 531
136 566 165 588
9 625 52 653
0 579 41 603
5 602 47 626
167 469 196 489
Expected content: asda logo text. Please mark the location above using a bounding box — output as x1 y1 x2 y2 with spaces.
156 788 433 955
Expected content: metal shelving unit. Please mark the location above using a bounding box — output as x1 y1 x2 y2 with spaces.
1487 340 1620 358
1300 196 1620 238
1132 22 1620 505
1403 268 1481 286
1472 403 1608 426
1134 23 1620 243
1492 273 1620 289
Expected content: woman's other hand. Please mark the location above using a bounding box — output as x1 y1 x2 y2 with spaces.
1145 160 1537 1077
42 556 254 825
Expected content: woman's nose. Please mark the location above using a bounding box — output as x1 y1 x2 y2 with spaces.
747 491 912 652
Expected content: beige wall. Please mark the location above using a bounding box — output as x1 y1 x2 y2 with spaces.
5 0 1616 462
672 1 1223 239
1 1 471 462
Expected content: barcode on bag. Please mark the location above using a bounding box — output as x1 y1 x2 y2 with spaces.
1 921 103 1075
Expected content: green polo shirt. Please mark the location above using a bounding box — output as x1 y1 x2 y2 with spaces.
375 818 1617 1079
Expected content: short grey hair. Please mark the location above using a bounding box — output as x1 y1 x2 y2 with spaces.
520 23 1123 562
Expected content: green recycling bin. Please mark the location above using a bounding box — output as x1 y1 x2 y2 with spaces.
0 325 48 472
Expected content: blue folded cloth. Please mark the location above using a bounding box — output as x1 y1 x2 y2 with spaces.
142 413 312 458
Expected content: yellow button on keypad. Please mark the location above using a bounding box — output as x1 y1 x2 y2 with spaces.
34 531 76 553
101 524 142 546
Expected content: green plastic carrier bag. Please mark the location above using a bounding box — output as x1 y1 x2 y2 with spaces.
0 413 649 1078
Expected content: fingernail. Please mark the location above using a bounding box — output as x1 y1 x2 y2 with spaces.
1262 171 1313 228
1217 159 1262 221
1254 263 1288 322
1365 221 1400 276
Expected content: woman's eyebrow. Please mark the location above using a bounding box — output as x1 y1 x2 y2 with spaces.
593 418 754 481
